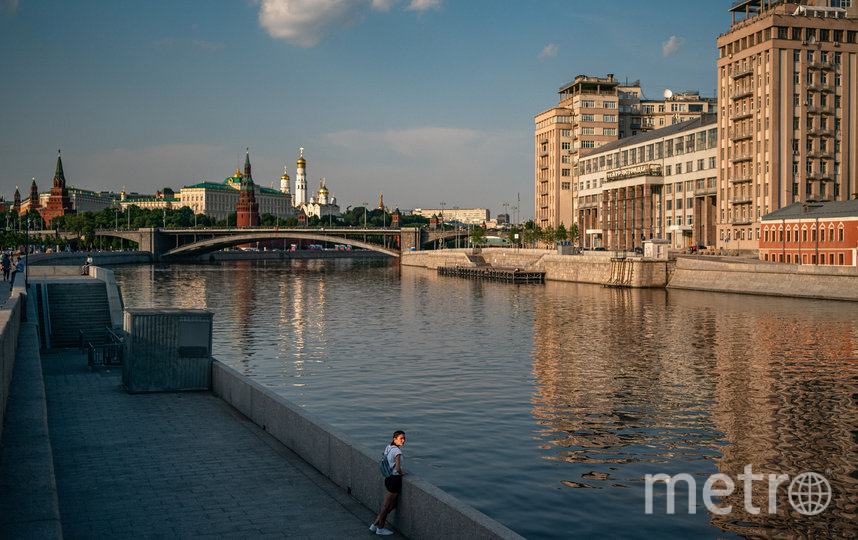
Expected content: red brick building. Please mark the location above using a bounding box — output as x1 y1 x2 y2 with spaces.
235 149 259 227
40 150 76 226
760 201 858 266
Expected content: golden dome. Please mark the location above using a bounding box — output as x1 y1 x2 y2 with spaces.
319 186 329 195
281 166 290 180
234 167 243 178
297 147 306 167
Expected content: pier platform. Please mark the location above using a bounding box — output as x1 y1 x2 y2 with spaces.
1 345 389 538
437 265 545 284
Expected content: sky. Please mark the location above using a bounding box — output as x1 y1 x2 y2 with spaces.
0 0 729 219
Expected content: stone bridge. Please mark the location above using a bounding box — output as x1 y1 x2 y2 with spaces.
95 227 470 260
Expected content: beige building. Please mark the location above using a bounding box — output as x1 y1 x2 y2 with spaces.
412 207 489 225
577 117 718 250
180 168 294 221
716 0 858 251
535 74 715 230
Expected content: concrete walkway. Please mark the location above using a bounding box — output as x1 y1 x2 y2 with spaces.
33 349 385 539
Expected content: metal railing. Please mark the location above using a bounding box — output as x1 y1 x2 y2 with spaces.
81 327 124 369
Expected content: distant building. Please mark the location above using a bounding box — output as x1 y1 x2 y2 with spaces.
535 74 714 230
18 178 40 216
40 187 117 214
119 188 180 212
284 149 340 219
39 150 76 226
413 208 489 225
759 200 858 265
235 149 260 227
576 116 718 250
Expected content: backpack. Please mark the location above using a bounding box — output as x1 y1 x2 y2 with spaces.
379 447 394 477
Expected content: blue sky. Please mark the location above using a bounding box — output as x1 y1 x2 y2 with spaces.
0 0 728 219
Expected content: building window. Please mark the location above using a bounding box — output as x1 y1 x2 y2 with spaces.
581 141 595 148
603 127 616 136
561 142 571 150
676 163 682 174
561 129 571 137
581 100 595 108
561 182 571 190
603 114 617 122
581 127 595 135
698 159 704 170
709 157 716 169
561 168 571 177
581 114 595 121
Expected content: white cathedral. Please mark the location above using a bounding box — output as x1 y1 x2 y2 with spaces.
279 148 341 219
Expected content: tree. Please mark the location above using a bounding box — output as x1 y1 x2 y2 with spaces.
470 227 486 245
556 223 567 244
542 225 555 246
508 225 520 246
568 223 580 246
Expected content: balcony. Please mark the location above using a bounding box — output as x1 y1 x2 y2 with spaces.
730 217 753 225
808 149 833 159
730 176 753 184
809 127 834 137
694 186 717 196
729 128 753 141
731 196 753 204
540 164 549 170
730 153 753 164
730 110 753 121
539 151 549 158
730 66 754 80
808 60 835 71
730 87 754 100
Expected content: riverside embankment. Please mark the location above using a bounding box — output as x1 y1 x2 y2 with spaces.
402 248 858 301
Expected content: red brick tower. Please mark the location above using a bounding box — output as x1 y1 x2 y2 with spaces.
40 150 76 226
236 148 259 227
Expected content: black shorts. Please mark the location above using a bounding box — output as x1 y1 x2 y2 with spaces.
384 474 402 494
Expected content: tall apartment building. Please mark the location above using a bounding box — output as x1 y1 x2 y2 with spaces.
535 75 714 230
717 0 858 251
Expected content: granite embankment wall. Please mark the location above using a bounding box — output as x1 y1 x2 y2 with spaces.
402 248 857 299
668 257 858 301
27 251 152 266
212 361 524 540
0 293 24 444
402 249 670 288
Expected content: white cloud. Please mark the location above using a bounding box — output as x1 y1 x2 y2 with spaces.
258 0 364 48
662 35 686 58
405 0 442 11
538 43 558 61
371 0 397 12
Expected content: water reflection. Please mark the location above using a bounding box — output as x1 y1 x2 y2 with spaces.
114 261 858 539
530 283 858 538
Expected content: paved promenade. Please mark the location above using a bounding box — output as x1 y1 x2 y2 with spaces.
4 343 393 538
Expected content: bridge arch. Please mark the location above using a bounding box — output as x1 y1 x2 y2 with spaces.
160 232 400 258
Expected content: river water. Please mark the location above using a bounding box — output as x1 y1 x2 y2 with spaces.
113 259 858 539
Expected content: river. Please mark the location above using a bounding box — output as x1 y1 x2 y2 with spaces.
113 258 858 539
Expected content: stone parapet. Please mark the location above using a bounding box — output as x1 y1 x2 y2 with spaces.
668 257 858 301
212 361 524 540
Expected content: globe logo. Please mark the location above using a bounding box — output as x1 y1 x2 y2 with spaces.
788 472 831 516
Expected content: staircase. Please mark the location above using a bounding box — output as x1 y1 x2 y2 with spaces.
42 281 113 348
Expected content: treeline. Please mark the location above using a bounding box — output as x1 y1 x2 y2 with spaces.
506 222 580 248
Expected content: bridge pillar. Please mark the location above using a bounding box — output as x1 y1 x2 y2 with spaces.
137 228 168 261
399 228 421 253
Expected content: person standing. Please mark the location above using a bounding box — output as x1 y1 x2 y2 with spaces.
1 253 10 281
370 431 406 536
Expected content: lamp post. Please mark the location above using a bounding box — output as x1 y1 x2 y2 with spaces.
362 202 368 243
24 210 29 288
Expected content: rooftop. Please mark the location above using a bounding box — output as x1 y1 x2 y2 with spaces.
762 200 858 220
582 115 717 157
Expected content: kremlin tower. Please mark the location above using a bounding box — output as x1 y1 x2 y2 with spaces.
295 148 307 206
235 148 260 227
280 165 292 205
40 150 76 226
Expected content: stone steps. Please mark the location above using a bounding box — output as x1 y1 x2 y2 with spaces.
46 282 112 348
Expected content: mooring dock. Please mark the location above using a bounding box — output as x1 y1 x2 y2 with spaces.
437 265 545 284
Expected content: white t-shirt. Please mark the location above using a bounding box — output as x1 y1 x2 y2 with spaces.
385 444 402 475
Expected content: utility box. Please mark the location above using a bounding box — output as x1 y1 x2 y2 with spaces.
122 308 213 393
643 239 670 260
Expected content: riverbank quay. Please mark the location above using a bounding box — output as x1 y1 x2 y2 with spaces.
1 272 524 539
401 248 858 301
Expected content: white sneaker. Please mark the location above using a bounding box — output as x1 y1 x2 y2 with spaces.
369 524 378 532
376 527 394 536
